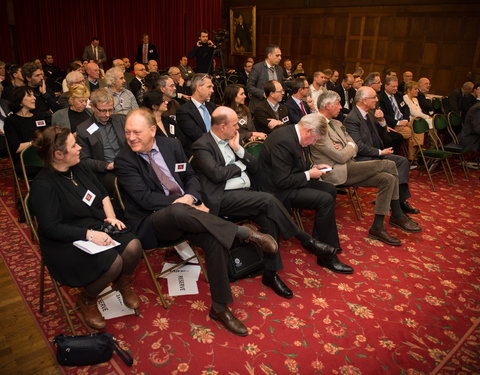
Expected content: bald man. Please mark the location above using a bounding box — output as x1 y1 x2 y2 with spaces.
129 63 148 99
191 106 340 299
417 77 434 116
112 58 135 89
448 81 476 117
85 62 106 93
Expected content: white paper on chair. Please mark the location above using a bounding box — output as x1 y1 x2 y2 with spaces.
160 262 201 280
166 273 199 296
96 286 135 320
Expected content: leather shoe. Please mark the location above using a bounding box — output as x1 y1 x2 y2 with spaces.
368 228 402 246
242 224 278 254
209 307 248 336
302 238 338 257
262 273 293 299
389 215 422 233
400 201 420 214
317 254 354 274
113 274 140 310
76 291 106 330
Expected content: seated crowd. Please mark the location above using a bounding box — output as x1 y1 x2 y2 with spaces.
1 37 479 337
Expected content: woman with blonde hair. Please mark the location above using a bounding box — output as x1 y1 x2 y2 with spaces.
403 81 433 129
52 84 92 133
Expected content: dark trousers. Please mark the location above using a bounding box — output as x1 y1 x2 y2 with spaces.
219 190 300 272
283 180 340 248
145 203 238 304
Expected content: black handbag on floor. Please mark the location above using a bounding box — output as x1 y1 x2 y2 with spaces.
54 332 133 367
228 240 265 281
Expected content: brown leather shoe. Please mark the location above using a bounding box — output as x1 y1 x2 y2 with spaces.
113 274 140 310
368 228 402 246
209 307 248 336
389 215 422 233
242 224 278 254
76 292 106 330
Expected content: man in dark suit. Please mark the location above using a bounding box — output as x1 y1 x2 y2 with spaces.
344 86 420 214
115 108 277 336
448 81 476 121
176 73 216 156
417 77 434 116
333 74 355 116
253 80 290 134
188 30 216 74
459 83 480 152
310 91 421 246
379 76 422 160
398 71 413 95
247 44 285 111
237 59 253 87
76 88 125 195
0 98 10 157
82 37 107 69
285 78 315 124
129 63 148 100
258 113 354 274
135 34 159 65
191 107 339 298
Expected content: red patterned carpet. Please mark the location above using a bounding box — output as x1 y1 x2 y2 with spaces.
0 159 479 375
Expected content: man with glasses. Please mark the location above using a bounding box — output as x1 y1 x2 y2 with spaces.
258 113 354 274
167 66 191 104
247 44 285 111
85 62 106 93
344 86 420 215
130 63 148 101
76 88 126 195
253 80 290 134
285 78 316 124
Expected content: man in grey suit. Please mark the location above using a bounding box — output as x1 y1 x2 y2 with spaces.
344 86 420 215
82 37 107 68
76 88 125 195
247 44 285 111
310 91 421 246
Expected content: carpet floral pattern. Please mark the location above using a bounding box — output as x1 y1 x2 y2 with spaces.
0 161 479 374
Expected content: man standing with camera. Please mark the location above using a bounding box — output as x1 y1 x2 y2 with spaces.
188 30 216 74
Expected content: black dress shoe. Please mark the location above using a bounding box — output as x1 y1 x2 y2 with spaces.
400 201 420 214
368 228 402 246
317 255 354 274
389 215 422 233
302 238 339 257
242 224 278 254
209 307 248 336
262 273 293 299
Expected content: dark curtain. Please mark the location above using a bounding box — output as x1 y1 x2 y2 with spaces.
6 0 221 70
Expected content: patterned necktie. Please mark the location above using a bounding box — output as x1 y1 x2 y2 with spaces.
200 104 211 131
93 46 98 61
390 95 402 121
147 150 182 196
143 44 148 63
299 101 306 116
344 89 350 109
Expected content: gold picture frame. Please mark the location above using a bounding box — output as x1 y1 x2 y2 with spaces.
230 6 256 56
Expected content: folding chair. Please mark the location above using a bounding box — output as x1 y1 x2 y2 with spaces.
244 140 264 159
412 117 454 191
336 185 364 220
435 113 469 179
20 144 44 192
114 178 208 309
4 137 27 220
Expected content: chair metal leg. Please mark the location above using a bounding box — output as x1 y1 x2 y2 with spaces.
292 209 304 231
143 251 169 309
192 247 209 283
52 281 76 335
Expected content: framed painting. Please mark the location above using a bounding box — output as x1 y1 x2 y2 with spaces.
230 6 256 56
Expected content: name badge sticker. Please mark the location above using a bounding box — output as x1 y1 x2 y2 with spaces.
170 124 175 135
400 101 405 107
119 97 124 106
36 120 46 127
282 116 289 123
86 123 99 135
169 115 176 121
175 163 187 172
82 190 96 206
238 118 247 126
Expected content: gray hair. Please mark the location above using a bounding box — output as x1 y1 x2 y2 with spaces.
384 76 399 86
104 67 123 87
317 90 341 110
157 75 171 89
90 88 114 106
167 66 179 75
65 71 84 87
364 72 380 87
354 86 372 103
191 73 211 94
298 113 326 136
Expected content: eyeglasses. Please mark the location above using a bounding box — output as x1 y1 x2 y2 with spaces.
94 106 114 113
275 90 285 93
